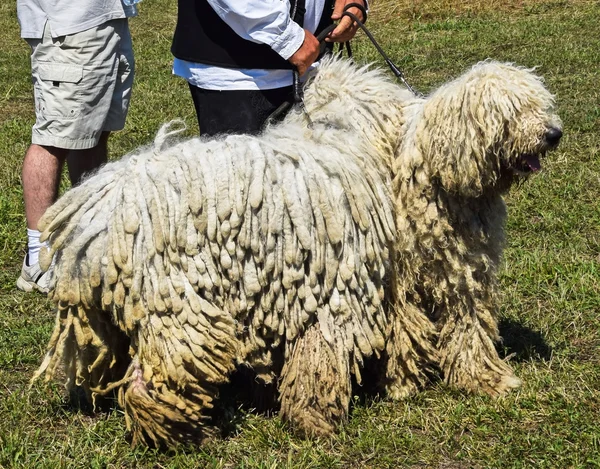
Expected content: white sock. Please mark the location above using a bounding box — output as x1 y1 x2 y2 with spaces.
27 228 45 266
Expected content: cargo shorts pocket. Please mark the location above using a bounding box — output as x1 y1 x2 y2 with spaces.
35 62 84 119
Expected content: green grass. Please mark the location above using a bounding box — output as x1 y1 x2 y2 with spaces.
1 0 599 467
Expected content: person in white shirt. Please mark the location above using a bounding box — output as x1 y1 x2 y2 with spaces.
15 0 139 293
171 0 366 136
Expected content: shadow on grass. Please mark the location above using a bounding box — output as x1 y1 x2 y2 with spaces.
498 318 552 361
62 386 118 415
211 367 279 438
213 360 395 437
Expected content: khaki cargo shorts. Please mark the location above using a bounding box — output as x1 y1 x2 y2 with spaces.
27 19 134 150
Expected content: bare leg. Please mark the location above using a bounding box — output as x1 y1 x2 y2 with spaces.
22 144 67 230
67 131 110 185
22 133 110 230
279 322 351 438
19 135 110 293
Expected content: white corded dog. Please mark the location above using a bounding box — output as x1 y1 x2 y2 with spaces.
33 56 561 446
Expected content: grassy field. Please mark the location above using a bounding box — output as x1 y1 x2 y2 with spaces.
1 0 599 467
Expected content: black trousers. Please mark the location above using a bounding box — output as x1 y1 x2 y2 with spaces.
188 84 294 137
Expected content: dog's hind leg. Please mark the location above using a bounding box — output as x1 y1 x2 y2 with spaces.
279 321 352 438
120 299 240 446
118 358 224 446
382 299 438 399
436 298 521 397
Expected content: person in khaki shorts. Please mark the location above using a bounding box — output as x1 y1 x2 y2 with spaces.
16 0 139 293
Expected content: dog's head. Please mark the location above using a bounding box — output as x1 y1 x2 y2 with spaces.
414 61 562 197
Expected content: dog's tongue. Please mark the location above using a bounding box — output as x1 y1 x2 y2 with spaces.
525 154 541 171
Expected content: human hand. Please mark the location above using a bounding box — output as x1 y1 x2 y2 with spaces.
327 0 366 43
288 29 321 76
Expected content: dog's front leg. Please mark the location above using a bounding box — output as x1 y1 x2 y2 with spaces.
436 295 521 396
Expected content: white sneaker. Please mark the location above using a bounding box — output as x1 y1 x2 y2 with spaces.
16 254 53 294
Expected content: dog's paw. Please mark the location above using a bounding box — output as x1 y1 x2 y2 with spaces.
284 407 338 439
483 372 522 397
385 379 420 400
449 367 522 398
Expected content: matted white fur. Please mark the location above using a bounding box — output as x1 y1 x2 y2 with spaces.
33 56 561 446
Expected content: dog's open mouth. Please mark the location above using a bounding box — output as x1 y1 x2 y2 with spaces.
513 153 542 175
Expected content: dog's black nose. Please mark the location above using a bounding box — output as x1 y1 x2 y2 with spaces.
545 127 563 147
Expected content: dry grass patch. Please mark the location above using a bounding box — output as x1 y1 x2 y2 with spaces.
372 0 597 21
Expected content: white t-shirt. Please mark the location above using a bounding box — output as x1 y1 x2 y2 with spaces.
173 0 326 91
17 0 138 39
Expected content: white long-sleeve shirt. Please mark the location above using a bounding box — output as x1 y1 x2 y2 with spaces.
173 0 326 91
17 0 138 39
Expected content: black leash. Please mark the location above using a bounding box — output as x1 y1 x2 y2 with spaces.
315 2 364 48
320 3 422 97
268 2 421 126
